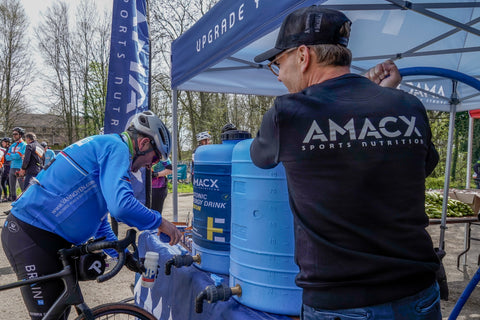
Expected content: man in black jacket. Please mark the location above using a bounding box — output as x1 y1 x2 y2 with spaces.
18 132 44 191
251 6 440 320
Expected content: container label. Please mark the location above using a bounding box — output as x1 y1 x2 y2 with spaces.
193 178 220 190
141 267 156 287
193 166 231 251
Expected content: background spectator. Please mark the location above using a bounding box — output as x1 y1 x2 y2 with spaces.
18 132 45 191
191 131 211 177
0 137 10 202
41 141 56 167
473 158 480 189
151 158 172 213
5 127 26 201
0 139 6 201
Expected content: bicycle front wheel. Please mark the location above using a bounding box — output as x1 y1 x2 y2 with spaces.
75 302 156 320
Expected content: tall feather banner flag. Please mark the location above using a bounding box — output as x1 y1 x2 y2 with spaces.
105 0 149 133
105 0 150 205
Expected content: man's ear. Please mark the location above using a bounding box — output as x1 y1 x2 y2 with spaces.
298 45 310 73
138 137 150 151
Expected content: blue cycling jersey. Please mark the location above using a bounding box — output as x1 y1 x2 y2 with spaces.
6 140 26 169
11 134 162 245
44 148 56 166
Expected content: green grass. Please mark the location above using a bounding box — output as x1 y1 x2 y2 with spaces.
426 176 478 190
168 182 193 193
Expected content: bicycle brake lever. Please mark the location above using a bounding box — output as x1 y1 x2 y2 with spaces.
130 242 140 260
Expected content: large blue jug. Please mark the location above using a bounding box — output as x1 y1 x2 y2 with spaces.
229 139 302 315
192 130 250 275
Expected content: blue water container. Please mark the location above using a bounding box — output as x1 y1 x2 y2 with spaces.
192 130 250 275
229 139 302 315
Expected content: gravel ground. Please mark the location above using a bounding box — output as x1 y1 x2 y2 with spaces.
0 194 479 319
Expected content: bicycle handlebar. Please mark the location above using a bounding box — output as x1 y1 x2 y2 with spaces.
59 229 138 283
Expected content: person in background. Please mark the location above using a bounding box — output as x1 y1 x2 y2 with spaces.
41 141 56 167
18 132 45 191
0 137 10 202
195 131 211 147
251 6 440 319
472 158 480 189
0 139 5 199
5 127 26 201
191 131 211 178
151 158 173 213
1 111 182 320
221 123 237 133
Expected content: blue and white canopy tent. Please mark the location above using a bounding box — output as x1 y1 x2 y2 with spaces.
169 0 480 251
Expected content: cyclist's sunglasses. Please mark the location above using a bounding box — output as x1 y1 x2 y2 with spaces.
150 140 162 164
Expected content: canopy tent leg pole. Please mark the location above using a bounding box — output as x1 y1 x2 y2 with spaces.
439 104 455 250
439 81 459 251
466 116 474 189
462 115 475 270
172 89 179 222
434 99 457 301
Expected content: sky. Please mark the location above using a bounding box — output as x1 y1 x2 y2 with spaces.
22 0 113 26
20 0 114 113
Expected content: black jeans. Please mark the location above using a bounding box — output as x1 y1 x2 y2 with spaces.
1 170 8 198
152 187 168 212
8 168 23 200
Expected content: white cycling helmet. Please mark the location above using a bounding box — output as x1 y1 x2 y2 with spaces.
130 111 171 160
196 131 211 142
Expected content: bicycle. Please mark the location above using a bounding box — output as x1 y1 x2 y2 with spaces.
0 228 156 320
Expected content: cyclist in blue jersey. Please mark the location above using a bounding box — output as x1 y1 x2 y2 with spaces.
1 111 182 320
41 141 56 167
5 127 26 201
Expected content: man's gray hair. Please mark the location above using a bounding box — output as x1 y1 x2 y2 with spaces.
310 21 352 67
25 132 36 141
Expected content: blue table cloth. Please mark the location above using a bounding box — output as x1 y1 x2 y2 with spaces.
134 230 298 320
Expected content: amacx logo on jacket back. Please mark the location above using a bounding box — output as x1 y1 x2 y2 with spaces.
301 115 424 151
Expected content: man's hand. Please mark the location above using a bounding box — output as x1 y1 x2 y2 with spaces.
158 219 182 246
17 169 25 177
365 60 402 88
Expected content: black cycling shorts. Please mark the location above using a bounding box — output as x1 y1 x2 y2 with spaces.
1 214 72 320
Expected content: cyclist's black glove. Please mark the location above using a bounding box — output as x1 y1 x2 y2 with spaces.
125 252 146 274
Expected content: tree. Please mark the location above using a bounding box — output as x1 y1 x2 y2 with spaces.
149 0 269 159
35 0 111 143
35 1 78 144
73 0 110 136
30 0 268 158
0 0 33 134
149 0 214 158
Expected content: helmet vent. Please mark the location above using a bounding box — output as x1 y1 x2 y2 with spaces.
139 115 150 128
158 128 166 144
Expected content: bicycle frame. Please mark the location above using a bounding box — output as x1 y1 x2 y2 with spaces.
0 264 93 319
0 229 137 320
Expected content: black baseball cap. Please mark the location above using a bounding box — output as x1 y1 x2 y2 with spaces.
254 6 351 63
